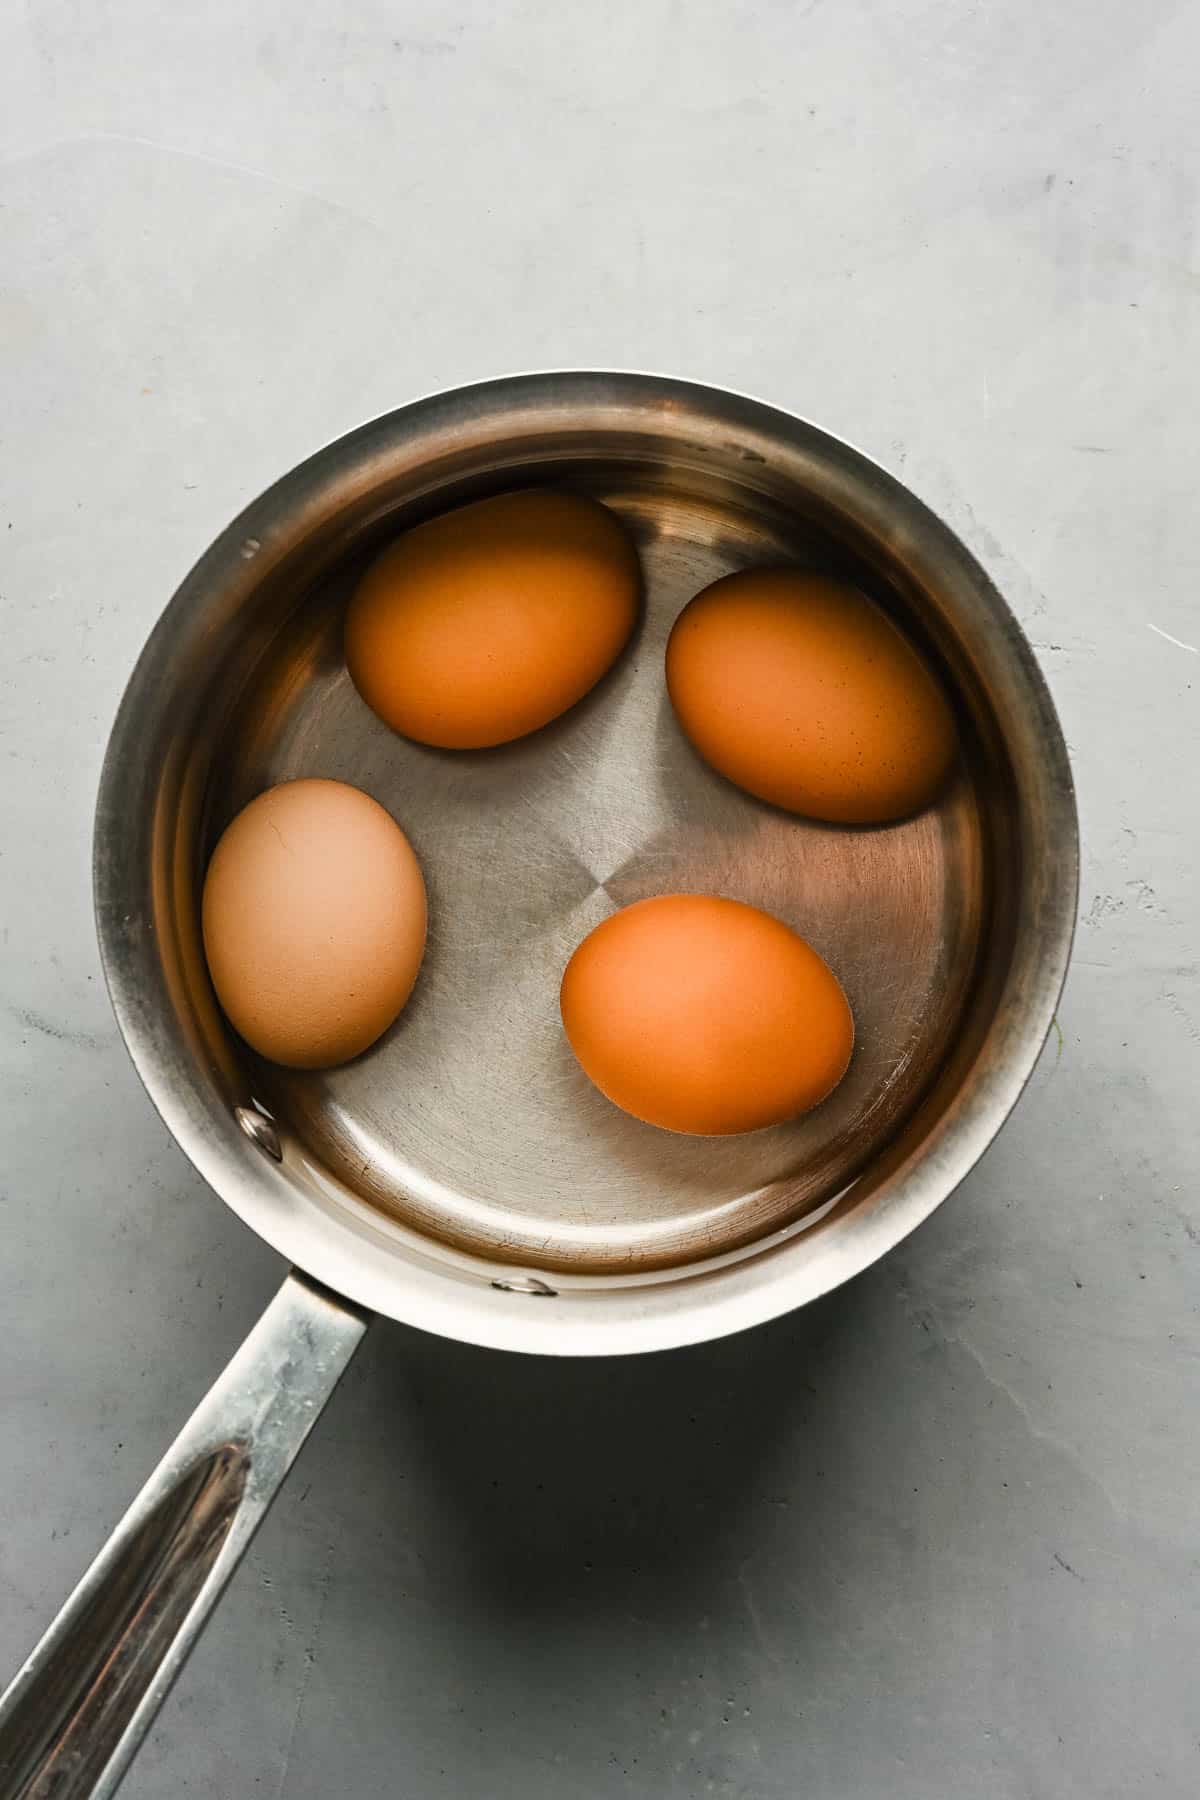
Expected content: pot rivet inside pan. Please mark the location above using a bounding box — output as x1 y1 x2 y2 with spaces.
235 1104 283 1162
491 1275 557 1297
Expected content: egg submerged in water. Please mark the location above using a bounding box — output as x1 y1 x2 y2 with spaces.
666 569 956 824
560 894 853 1136
202 778 427 1069
346 489 641 749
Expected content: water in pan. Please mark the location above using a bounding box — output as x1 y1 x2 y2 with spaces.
212 478 984 1273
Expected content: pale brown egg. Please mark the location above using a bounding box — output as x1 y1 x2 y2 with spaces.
665 569 956 823
345 489 640 749
201 779 427 1069
560 894 853 1135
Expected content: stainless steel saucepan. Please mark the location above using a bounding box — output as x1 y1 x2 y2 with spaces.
0 372 1077 1798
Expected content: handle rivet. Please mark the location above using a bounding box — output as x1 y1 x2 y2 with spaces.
235 1105 282 1162
491 1275 557 1297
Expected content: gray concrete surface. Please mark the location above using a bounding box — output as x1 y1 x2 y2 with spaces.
2 3 1197 1795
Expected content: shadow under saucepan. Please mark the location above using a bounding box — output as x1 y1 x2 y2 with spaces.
336 1268 884 1628
233 1221 1083 1800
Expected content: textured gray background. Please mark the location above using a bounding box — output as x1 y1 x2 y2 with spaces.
2 4 1198 1796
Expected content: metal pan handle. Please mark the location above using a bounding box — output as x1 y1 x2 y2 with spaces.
0 1271 368 1800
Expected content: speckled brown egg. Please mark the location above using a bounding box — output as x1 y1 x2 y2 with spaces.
201 778 427 1069
345 489 640 749
665 569 956 823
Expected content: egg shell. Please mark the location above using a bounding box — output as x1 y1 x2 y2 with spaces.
202 778 427 1069
665 569 956 824
345 489 640 749
560 894 853 1136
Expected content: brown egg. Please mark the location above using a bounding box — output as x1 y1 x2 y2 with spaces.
560 895 853 1135
345 489 640 749
202 779 427 1069
665 569 956 823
